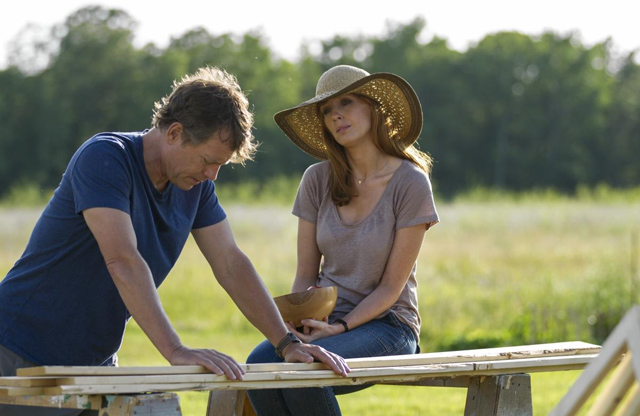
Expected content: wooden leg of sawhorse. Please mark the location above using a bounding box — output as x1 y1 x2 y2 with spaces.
97 393 182 415
464 374 532 416
207 390 256 416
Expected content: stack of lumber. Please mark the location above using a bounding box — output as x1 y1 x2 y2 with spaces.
0 341 600 397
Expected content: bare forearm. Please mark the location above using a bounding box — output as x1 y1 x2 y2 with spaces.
106 255 182 360
291 274 318 292
339 284 402 329
215 250 288 346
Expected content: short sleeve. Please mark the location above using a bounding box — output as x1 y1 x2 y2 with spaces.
292 163 326 223
71 139 132 215
394 167 439 231
192 180 227 229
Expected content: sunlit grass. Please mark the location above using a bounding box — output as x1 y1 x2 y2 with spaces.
1 194 639 415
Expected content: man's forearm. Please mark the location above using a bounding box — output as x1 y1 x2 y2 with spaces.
106 253 183 360
215 250 288 346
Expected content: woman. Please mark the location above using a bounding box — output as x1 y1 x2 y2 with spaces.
247 65 439 415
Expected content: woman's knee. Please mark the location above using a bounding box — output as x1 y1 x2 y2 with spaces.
247 339 279 364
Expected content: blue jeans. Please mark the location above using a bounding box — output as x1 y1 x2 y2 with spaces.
246 313 418 416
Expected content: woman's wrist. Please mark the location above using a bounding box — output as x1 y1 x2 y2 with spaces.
334 318 350 333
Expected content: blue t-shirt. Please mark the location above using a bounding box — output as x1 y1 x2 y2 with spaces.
0 132 226 366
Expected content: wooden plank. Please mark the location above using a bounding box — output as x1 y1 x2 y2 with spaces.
0 393 102 409
206 390 245 416
42 355 595 395
17 341 600 377
464 374 533 416
17 365 211 377
341 341 599 367
495 374 533 415
387 376 471 388
0 376 58 387
97 393 182 416
0 393 180 414
57 355 596 386
0 386 45 396
551 306 639 416
586 353 634 416
617 382 640 416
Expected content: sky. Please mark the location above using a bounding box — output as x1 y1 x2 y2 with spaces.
1 0 638 69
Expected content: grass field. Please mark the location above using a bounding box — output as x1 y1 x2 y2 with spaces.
1 195 638 415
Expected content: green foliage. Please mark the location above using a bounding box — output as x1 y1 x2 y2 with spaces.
452 184 640 204
215 174 301 206
0 184 53 207
438 328 511 351
1 6 639 201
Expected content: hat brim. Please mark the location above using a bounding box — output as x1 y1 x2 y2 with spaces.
275 73 423 160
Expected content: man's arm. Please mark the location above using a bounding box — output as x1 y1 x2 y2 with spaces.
83 207 245 380
191 219 349 375
291 218 322 293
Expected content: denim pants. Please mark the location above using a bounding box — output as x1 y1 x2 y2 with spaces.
0 344 98 416
246 313 418 416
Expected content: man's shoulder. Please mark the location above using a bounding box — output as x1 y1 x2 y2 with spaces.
82 132 141 151
71 132 142 167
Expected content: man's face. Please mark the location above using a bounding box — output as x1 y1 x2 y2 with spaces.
165 130 235 191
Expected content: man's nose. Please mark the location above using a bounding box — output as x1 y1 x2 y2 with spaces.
204 165 221 181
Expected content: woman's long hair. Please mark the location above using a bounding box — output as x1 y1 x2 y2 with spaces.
321 94 432 206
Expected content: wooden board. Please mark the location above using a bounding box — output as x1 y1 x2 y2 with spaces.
17 341 599 377
552 307 640 416
0 376 58 387
0 386 45 396
40 355 596 395
0 393 171 411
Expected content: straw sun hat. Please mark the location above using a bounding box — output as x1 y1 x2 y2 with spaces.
274 65 423 160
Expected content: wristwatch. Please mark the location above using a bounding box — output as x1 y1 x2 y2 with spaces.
275 332 302 358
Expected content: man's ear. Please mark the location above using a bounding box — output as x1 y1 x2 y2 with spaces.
166 122 184 144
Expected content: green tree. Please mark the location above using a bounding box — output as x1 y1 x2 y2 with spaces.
603 53 640 186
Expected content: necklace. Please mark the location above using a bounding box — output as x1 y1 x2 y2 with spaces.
354 158 391 185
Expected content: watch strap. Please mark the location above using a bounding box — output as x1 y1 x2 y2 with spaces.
275 332 302 358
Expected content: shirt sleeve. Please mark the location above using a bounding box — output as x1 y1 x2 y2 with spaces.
192 180 227 229
394 168 440 231
292 163 324 223
70 139 132 215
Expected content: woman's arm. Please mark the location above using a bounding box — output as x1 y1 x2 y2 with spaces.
337 223 426 329
291 218 322 292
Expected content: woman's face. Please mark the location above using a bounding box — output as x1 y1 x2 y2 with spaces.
319 94 373 147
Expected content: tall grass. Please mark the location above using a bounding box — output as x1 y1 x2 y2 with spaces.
1 187 639 415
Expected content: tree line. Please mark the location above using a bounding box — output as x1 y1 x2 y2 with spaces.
1 6 638 198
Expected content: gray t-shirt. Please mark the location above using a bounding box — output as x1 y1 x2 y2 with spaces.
292 159 439 339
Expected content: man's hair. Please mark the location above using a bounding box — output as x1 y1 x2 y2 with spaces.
152 66 257 164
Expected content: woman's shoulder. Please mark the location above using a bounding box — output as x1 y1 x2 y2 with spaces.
305 160 331 174
302 160 332 183
395 159 431 186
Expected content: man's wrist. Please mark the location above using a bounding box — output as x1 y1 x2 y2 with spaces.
275 332 302 358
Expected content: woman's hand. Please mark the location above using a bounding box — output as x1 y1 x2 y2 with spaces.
286 317 344 343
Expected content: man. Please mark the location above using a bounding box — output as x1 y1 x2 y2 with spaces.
0 67 349 415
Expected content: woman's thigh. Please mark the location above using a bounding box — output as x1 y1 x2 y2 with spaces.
313 314 417 359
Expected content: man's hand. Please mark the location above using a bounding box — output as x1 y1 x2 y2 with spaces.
168 345 246 381
282 343 350 377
